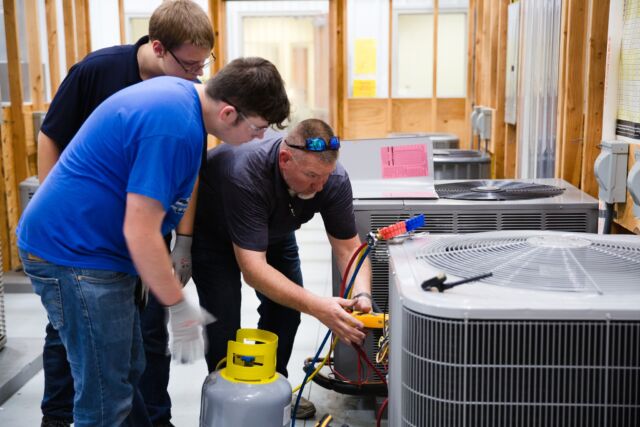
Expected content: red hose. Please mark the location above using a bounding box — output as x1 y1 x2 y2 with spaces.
376 398 389 427
339 242 368 298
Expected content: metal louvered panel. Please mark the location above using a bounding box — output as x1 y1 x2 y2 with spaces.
422 214 455 234
401 308 640 427
500 213 543 229
0 239 6 350
456 213 498 232
544 213 588 232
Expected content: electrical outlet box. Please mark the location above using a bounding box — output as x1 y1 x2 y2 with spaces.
594 140 629 204
471 106 493 140
478 108 493 140
628 148 640 218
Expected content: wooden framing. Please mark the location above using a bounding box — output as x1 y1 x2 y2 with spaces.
343 98 465 140
75 0 91 60
329 0 347 135
3 0 29 185
556 0 587 187
118 0 126 44
0 118 9 271
554 0 568 177
467 0 509 177
491 0 508 178
580 0 610 197
2 1 30 270
62 0 77 70
464 0 476 149
386 0 393 136
481 0 492 105
25 0 45 110
431 0 439 131
0 107 23 270
45 0 61 94
504 123 517 177
208 0 227 76
476 0 487 105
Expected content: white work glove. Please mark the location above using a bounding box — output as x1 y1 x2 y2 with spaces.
167 299 215 364
171 234 193 286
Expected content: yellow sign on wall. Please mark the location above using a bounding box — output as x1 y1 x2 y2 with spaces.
353 79 376 98
354 39 377 74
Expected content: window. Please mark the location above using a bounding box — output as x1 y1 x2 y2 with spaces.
347 0 389 98
227 1 330 126
392 0 468 98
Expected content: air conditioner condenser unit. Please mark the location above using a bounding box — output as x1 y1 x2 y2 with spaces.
333 179 599 383
388 231 640 427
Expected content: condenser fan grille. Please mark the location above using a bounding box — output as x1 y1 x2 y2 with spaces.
416 232 640 294
435 180 565 200
401 309 640 427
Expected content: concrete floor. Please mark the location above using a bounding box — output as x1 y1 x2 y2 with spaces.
0 217 386 426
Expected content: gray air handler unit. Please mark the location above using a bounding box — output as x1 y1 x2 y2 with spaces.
387 132 460 149
433 149 491 180
200 329 292 427
332 136 599 384
388 231 640 427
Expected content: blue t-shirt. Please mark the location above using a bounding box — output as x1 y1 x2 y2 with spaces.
193 136 357 252
41 36 148 152
18 77 204 274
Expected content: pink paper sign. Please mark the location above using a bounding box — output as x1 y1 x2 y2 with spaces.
380 144 428 179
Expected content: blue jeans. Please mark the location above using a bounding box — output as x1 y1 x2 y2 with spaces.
138 292 172 424
192 233 303 376
20 250 152 427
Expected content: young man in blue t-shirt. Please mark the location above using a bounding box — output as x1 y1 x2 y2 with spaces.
35 2 215 426
19 57 289 427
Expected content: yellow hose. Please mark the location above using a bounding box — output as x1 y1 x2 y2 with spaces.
214 357 226 371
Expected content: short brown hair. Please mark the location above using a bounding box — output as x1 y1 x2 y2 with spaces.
205 57 290 129
288 119 338 163
149 0 214 51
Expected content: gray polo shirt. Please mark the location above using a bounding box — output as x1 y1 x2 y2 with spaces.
194 135 357 251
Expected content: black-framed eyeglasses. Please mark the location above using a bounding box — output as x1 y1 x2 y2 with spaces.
168 50 216 74
285 136 340 152
222 98 270 132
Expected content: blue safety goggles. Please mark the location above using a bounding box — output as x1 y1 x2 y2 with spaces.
286 136 341 152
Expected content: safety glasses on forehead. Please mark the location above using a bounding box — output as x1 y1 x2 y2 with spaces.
286 136 341 152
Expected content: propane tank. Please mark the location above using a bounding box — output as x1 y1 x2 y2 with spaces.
200 329 292 427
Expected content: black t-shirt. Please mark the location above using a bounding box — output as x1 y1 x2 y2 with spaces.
194 136 357 251
41 36 148 152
